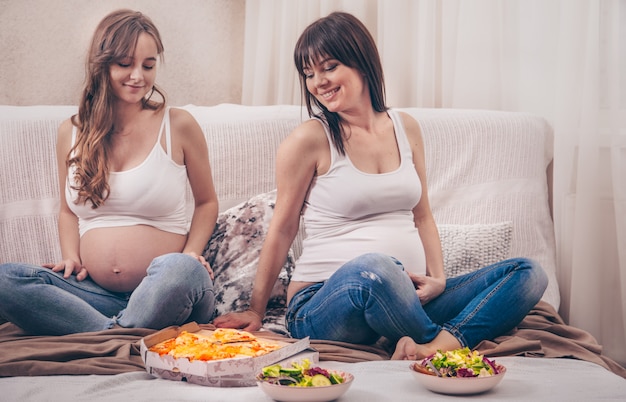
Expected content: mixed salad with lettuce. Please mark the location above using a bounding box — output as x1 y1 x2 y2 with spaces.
415 347 501 378
258 359 345 387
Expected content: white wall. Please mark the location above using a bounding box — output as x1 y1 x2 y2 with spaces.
0 0 245 106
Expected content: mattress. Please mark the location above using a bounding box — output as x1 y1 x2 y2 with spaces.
1 301 625 400
1 357 624 401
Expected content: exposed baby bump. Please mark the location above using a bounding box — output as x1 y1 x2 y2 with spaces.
80 225 186 292
87 268 145 293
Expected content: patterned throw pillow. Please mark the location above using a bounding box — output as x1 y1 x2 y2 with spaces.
203 190 293 334
438 221 513 278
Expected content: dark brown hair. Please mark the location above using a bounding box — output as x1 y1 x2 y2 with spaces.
70 9 165 208
294 11 388 155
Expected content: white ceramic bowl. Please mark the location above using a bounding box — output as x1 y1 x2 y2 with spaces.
256 370 354 402
409 362 507 395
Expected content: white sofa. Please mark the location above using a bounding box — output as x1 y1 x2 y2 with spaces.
1 104 624 401
0 103 560 309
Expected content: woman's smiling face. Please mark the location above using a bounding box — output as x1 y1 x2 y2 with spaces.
108 32 158 105
303 57 369 113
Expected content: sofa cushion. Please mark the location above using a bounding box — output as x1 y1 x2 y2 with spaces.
203 190 293 334
439 221 513 278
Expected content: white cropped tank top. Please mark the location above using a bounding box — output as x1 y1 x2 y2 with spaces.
292 110 426 282
66 108 189 237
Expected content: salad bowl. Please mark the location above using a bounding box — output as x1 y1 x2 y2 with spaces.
409 347 506 395
410 363 506 395
256 360 353 402
257 371 353 402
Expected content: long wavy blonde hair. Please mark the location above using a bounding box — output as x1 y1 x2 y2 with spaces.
69 9 166 208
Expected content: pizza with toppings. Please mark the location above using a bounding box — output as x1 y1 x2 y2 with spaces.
212 328 256 343
148 328 283 361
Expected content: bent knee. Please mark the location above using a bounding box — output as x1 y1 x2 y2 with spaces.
150 253 211 282
530 260 549 293
340 253 406 282
515 257 549 297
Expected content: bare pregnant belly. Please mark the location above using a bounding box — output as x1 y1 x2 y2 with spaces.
80 225 187 293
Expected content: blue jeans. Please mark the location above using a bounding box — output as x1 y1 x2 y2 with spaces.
286 253 548 348
0 253 215 335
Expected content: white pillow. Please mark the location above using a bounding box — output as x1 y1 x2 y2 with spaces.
438 222 513 278
202 190 292 334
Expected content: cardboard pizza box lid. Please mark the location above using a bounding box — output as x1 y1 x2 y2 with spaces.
146 349 320 388
140 322 311 378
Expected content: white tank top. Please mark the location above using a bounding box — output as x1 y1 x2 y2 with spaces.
292 110 426 282
66 108 189 237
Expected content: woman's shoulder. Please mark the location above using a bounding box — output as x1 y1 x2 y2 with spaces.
58 116 76 131
285 118 328 149
56 117 78 155
292 117 326 138
281 119 328 152
166 107 203 137
168 106 197 125
57 117 77 139
391 109 422 140
392 109 420 130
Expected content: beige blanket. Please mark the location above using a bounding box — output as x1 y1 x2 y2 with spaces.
1 301 624 379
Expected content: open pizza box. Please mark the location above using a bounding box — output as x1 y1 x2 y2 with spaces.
140 322 317 387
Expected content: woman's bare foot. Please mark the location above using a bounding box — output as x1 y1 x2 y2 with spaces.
391 336 425 360
391 331 462 360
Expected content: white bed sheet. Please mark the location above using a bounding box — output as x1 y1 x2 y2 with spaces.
1 357 624 401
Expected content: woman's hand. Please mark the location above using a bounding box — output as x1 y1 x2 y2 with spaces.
42 259 89 281
213 310 263 332
407 272 446 305
186 251 214 280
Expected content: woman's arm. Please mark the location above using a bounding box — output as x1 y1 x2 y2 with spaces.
213 120 325 331
45 119 87 280
400 112 446 304
171 108 219 260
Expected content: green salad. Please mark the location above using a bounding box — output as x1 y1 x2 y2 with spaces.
418 347 500 378
258 359 345 387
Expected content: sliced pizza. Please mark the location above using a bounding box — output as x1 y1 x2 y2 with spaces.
148 329 282 362
211 328 256 344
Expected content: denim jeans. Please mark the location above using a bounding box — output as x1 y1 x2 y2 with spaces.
286 253 548 348
0 252 215 335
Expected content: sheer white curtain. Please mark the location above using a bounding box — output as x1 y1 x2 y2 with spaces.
242 0 377 105
242 0 626 366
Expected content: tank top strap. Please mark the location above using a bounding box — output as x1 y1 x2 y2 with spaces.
312 116 339 162
387 109 410 154
159 106 172 158
157 107 172 157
